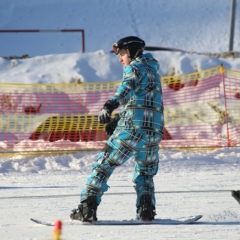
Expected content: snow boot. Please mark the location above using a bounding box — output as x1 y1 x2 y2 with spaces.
70 196 98 222
136 194 156 221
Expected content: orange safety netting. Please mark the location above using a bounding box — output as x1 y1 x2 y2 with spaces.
161 65 240 147
0 65 239 152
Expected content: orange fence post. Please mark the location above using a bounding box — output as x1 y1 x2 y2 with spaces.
220 65 231 147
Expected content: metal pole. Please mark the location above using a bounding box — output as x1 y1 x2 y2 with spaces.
0 29 85 53
229 0 236 51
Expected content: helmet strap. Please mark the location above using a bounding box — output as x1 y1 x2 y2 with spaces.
127 48 143 62
132 49 141 60
126 49 132 62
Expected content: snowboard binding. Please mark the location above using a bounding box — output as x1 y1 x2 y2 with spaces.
136 195 156 221
70 196 98 222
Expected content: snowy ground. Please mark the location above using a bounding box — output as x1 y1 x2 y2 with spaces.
0 1 240 239
0 148 240 240
1 0 240 84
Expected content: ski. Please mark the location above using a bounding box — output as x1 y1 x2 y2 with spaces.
30 215 202 226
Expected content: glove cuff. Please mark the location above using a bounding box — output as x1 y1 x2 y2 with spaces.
114 113 120 121
103 99 119 113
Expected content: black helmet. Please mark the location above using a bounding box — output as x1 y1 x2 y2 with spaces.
112 36 145 60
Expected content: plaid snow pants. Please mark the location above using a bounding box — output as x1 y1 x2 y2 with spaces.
80 128 162 207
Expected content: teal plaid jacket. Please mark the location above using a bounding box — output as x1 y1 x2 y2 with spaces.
111 53 164 135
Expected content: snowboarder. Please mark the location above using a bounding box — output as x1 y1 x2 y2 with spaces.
70 36 164 222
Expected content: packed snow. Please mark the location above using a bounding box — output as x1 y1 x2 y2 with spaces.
0 1 240 240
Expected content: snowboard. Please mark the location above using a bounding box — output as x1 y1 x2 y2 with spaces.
30 215 202 226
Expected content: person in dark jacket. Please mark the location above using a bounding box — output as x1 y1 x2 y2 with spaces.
71 36 164 222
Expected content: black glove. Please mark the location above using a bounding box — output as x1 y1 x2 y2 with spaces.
98 99 119 124
98 108 111 124
105 114 120 135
